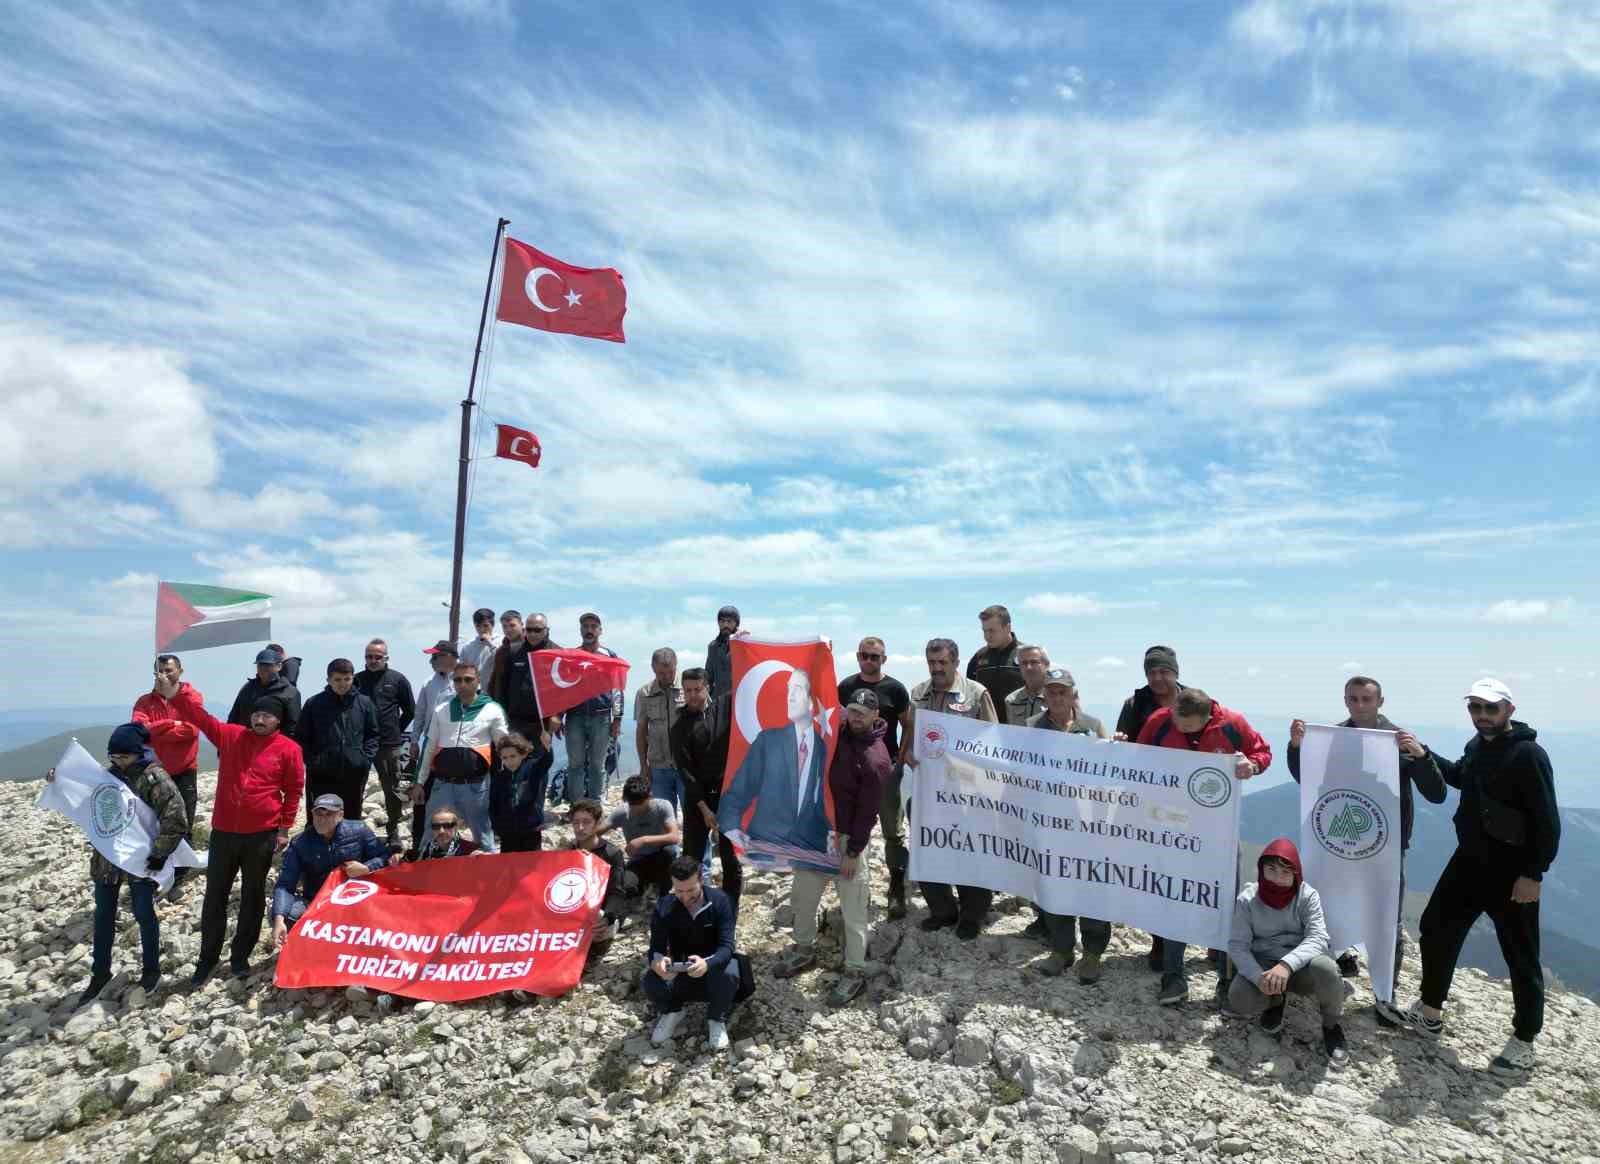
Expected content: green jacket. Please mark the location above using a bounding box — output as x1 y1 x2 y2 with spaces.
90 761 189 885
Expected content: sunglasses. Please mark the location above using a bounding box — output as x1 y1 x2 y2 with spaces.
431 821 458 830
1466 700 1502 714
857 652 883 661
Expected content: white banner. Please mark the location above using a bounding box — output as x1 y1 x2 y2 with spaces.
909 711 1241 949
1296 723 1402 1002
38 740 206 892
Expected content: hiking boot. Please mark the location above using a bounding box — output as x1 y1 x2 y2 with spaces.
1337 951 1361 978
1147 935 1165 972
1076 952 1104 985
1021 916 1048 943
1373 999 1403 1030
75 975 111 1009
139 969 162 994
919 915 956 933
1323 1024 1349 1067
1399 1000 1442 1038
829 973 866 1007
1157 973 1187 1006
772 945 817 979
190 960 217 989
887 870 907 920
1037 952 1071 977
955 920 980 942
229 959 252 980
1490 1036 1535 1073
1260 1001 1286 1036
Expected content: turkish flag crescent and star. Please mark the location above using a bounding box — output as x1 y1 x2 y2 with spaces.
715 637 841 873
496 237 626 343
530 648 630 719
494 424 541 468
273 851 610 1001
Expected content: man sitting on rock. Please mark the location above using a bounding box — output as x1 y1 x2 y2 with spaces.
642 854 742 1052
405 805 482 860
271 794 389 948
1225 838 1348 1066
602 775 681 898
568 797 625 960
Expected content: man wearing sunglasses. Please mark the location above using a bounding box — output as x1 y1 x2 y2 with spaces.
1398 679 1560 1074
412 808 482 860
837 637 913 918
412 662 509 853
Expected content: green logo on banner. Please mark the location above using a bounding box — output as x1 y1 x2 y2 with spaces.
1311 789 1389 861
1327 801 1375 840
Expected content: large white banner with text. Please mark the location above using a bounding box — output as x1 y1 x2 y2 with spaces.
1297 723 1403 1002
909 712 1241 949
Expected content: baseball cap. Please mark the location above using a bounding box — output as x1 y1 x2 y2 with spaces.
1042 667 1077 689
847 688 880 712
579 611 602 623
312 793 345 812
1464 678 1513 704
424 639 459 656
254 648 281 665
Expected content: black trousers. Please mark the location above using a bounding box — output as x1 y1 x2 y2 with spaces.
170 768 198 882
682 805 742 909
920 882 993 926
499 828 543 853
306 765 371 824
374 746 406 834
627 850 675 896
198 828 277 968
1420 850 1545 1041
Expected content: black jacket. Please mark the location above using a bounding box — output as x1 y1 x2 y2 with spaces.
648 885 736 969
671 692 732 815
354 667 416 749
1114 682 1186 742
295 687 379 772
1286 714 1447 850
227 673 304 738
967 638 1023 721
705 635 734 698
490 751 552 836
1432 721 1560 881
574 837 626 921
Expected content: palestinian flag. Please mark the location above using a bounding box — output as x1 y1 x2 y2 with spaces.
156 582 272 652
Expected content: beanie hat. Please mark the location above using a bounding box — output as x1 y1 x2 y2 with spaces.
1143 645 1179 676
108 722 151 756
252 694 288 722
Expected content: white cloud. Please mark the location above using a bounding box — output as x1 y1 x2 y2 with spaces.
1023 593 1111 616
1482 598 1575 624
1091 656 1126 670
1488 380 1597 424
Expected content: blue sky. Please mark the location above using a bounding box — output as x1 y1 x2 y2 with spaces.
2 1 1598 756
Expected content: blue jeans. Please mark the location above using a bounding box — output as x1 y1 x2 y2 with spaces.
649 766 681 814
639 958 742 1022
565 714 612 801
425 777 497 852
93 878 160 980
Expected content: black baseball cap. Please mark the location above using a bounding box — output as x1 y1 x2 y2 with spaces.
847 688 880 711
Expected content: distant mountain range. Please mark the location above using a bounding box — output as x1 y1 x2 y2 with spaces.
1241 780 1600 1000
0 725 219 781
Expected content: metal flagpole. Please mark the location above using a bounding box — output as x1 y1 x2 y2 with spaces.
448 217 510 647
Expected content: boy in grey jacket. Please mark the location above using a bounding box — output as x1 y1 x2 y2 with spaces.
1227 838 1349 1065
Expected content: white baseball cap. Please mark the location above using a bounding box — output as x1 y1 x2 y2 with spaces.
1464 678 1513 704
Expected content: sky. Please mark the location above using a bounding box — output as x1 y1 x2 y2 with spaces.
2 1 1598 758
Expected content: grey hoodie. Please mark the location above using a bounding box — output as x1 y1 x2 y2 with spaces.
1228 881 1330 985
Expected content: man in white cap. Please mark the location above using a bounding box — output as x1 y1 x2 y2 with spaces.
1397 679 1560 1074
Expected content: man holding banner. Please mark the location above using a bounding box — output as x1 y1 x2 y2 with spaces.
1288 674 1444 1023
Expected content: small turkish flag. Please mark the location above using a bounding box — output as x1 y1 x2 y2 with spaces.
497 238 626 343
494 424 541 469
531 648 631 719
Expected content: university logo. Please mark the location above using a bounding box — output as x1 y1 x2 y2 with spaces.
921 724 948 760
544 869 592 914
330 880 380 906
1186 766 1232 809
1311 789 1389 861
89 783 134 839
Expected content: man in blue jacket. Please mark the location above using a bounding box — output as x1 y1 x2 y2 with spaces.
271 794 389 947
642 854 742 1052
295 658 380 821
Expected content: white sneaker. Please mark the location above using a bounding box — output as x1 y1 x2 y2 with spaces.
706 1019 730 1051
650 1011 684 1046
1490 1036 1535 1072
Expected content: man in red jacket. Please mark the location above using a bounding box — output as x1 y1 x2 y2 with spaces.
157 672 305 987
773 687 892 1007
133 654 203 902
1137 687 1271 1008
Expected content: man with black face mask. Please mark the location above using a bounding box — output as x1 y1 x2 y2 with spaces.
1397 679 1560 1075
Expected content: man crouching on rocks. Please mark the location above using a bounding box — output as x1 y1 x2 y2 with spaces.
49 723 188 1007
643 854 741 1052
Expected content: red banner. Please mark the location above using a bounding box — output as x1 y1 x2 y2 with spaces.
273 851 608 1001
531 647 630 719
715 637 841 871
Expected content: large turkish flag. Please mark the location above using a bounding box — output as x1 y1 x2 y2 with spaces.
497 238 626 342
273 851 610 1001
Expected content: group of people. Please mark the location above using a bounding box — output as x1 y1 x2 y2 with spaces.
58 603 1560 1073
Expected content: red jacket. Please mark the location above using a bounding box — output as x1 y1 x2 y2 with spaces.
132 684 203 774
173 686 305 832
1137 701 1273 775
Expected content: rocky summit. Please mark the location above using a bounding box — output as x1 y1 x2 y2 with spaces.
1 771 1598 1164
